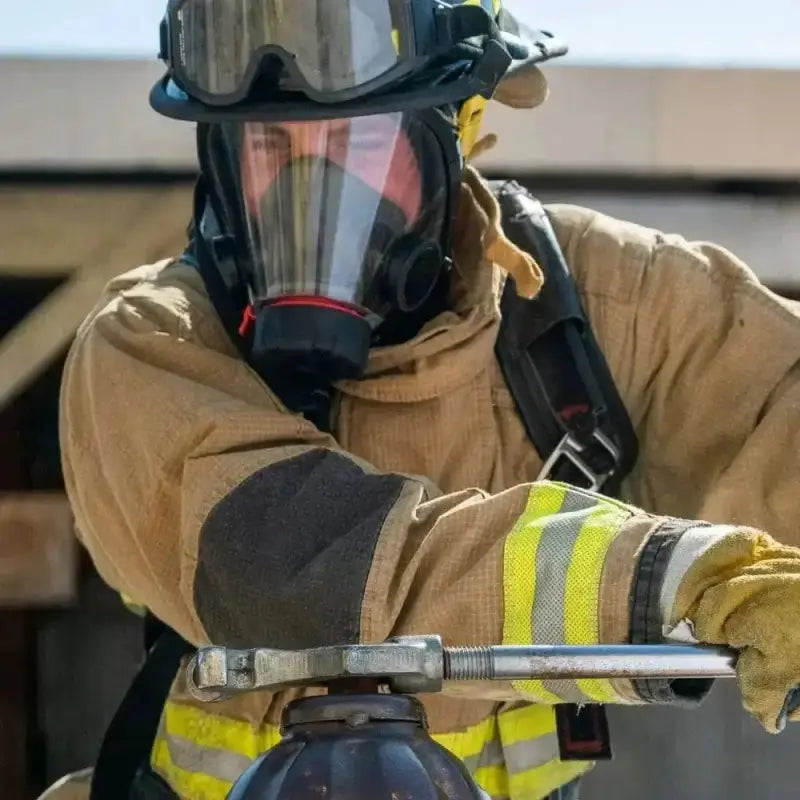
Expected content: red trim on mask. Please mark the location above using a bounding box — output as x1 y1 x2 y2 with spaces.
239 296 365 337
269 296 365 317
239 305 256 337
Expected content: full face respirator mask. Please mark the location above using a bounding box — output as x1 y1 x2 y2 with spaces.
197 111 457 383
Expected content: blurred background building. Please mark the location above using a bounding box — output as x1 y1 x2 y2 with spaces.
0 1 798 797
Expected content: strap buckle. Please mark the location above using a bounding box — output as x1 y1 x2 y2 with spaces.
537 428 621 492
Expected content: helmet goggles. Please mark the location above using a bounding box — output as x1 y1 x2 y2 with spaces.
158 0 559 108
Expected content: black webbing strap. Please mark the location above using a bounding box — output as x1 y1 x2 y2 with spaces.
491 179 639 762
90 614 192 799
492 179 638 497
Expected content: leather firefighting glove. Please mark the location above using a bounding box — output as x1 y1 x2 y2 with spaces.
669 528 800 733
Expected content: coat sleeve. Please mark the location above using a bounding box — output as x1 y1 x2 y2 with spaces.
548 204 800 546
61 259 735 707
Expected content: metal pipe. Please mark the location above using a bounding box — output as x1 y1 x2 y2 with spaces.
444 644 737 681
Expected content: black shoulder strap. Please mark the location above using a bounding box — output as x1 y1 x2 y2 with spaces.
491 179 638 497
90 613 191 799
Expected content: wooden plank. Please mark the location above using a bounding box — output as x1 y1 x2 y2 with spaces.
0 272 115 412
0 185 191 269
0 185 190 410
0 493 77 607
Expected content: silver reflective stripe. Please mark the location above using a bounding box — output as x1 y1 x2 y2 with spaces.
503 731 561 775
462 734 505 773
163 730 252 785
532 490 599 703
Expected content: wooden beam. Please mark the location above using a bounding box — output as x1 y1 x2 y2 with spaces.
0 272 114 411
0 186 190 410
0 493 77 607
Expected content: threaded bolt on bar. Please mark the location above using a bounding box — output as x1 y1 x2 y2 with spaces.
444 644 736 681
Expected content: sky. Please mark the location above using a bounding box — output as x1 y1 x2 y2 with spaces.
1 0 799 68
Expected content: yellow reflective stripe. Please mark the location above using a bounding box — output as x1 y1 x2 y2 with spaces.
152 699 588 800
153 737 233 800
509 757 593 800
505 481 633 705
497 704 589 799
565 504 630 702
504 484 566 703
162 701 282 759
434 714 498 762
497 703 557 746
474 764 509 798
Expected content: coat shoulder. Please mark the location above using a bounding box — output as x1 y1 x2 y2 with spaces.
541 202 800 324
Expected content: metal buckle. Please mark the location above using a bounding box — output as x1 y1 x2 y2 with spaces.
537 429 621 492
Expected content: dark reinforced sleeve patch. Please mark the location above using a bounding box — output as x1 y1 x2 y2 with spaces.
629 520 714 706
194 449 405 649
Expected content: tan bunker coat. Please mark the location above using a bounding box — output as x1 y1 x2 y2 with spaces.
59 168 800 799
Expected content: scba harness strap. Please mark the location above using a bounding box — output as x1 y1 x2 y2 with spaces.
490 179 637 498
89 181 638 798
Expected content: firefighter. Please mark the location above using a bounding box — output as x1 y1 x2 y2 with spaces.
44 2 800 798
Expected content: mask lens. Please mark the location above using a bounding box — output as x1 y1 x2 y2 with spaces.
204 111 450 326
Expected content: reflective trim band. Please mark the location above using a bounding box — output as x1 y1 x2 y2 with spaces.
435 714 501 772
462 734 504 775
504 482 632 704
503 483 567 704
533 490 600 702
151 701 283 798
565 502 630 703
504 734 559 774
161 729 251 784
152 738 235 800
163 700 282 758
659 524 735 624
474 765 510 799
499 705 589 800
428 706 570 799
509 757 592 800
151 700 585 800
497 702 559 747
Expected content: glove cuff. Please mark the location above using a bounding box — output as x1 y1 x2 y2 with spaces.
627 521 734 706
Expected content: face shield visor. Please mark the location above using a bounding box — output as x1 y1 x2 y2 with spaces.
201 110 454 380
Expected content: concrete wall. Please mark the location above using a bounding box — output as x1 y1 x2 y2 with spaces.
3 58 800 179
